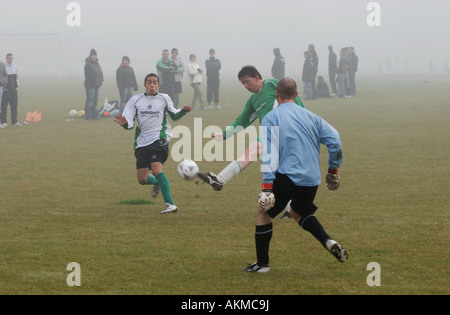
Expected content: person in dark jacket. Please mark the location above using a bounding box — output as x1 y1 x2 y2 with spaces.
205 49 222 109
1 53 22 127
116 56 138 113
84 49 103 120
302 51 314 100
0 60 8 122
317 76 331 98
337 48 350 98
348 47 358 96
271 48 285 80
156 49 178 101
328 45 338 95
308 44 319 99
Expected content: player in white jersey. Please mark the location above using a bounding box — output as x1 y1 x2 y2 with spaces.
114 73 191 214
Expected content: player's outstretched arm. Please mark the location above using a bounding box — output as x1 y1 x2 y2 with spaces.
114 114 128 127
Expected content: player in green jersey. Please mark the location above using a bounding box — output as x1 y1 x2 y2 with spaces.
198 66 305 192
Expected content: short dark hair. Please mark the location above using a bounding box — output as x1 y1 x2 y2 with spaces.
122 56 130 63
144 73 159 84
6 53 13 58
238 66 262 80
277 78 298 100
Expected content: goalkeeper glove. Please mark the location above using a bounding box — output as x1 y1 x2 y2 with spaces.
258 183 276 211
326 168 340 191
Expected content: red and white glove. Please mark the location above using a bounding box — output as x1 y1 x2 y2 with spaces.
257 183 276 211
326 168 340 191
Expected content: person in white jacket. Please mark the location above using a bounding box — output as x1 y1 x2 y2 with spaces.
186 54 206 110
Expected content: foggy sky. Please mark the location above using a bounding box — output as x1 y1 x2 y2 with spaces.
1 0 449 78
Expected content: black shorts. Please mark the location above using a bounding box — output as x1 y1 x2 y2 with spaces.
266 173 319 219
134 139 169 169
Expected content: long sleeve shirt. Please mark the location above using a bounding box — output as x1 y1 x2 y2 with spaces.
222 79 305 140
261 102 343 187
122 92 186 149
5 62 19 90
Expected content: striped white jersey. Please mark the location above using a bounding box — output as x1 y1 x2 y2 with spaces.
122 92 186 149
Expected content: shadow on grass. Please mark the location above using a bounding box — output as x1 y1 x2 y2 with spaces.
119 199 155 205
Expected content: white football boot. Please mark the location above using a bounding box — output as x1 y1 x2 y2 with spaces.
160 203 178 215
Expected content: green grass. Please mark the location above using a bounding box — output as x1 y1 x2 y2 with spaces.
0 74 449 295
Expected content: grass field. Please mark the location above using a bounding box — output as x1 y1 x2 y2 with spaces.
0 74 449 295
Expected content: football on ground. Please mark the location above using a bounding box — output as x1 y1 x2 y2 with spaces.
69 109 78 118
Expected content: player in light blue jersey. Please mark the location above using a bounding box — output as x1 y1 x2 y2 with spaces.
244 78 347 273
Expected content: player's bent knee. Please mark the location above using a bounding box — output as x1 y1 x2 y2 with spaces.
257 209 272 226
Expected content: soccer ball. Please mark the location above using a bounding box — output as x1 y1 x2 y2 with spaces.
177 160 199 180
69 109 78 118
77 110 85 117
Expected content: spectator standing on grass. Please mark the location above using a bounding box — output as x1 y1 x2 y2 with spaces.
0 59 7 120
187 54 206 110
348 47 358 96
302 51 314 100
337 48 349 98
205 49 222 109
1 53 23 127
271 48 285 80
308 44 319 99
171 48 185 109
116 56 138 114
84 49 103 120
328 45 338 95
156 49 178 102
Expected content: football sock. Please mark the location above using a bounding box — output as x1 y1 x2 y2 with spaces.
217 160 243 185
299 215 330 246
146 174 159 185
156 173 174 205
255 223 273 266
174 97 180 109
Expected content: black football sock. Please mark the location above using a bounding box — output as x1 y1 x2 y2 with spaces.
255 223 273 266
299 215 330 246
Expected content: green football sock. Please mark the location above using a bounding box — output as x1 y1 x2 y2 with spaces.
146 174 159 185
156 173 174 205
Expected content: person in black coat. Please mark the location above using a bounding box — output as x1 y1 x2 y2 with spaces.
205 49 222 109
317 76 331 98
308 44 319 99
271 48 285 80
84 49 103 120
116 56 138 113
302 51 314 100
328 45 338 95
